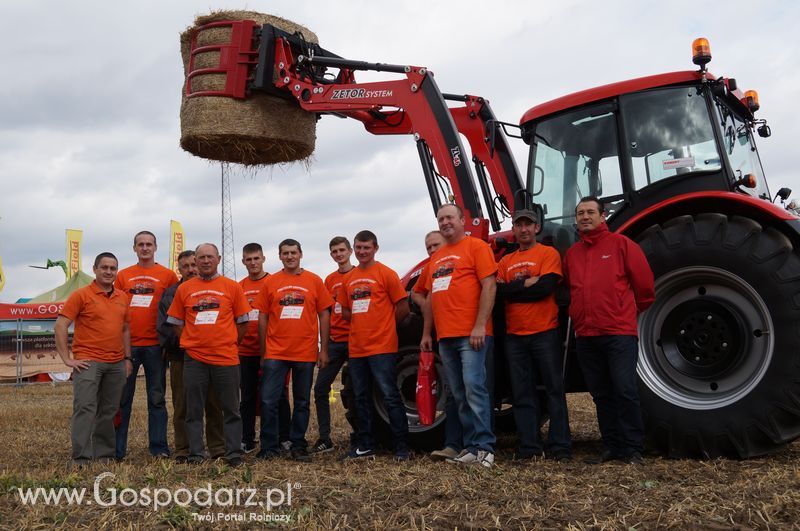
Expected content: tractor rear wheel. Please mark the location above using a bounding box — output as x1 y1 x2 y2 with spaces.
636 214 800 458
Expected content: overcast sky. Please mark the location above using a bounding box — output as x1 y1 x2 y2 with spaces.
1 0 798 302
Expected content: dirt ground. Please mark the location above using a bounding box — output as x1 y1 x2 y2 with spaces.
0 381 798 530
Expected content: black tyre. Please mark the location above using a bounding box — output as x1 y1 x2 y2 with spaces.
636 213 800 458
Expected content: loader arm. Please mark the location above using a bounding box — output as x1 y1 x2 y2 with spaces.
185 21 524 239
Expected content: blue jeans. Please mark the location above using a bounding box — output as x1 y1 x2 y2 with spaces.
576 335 643 456
313 341 349 441
115 345 169 458
506 329 571 455
349 353 408 451
438 337 496 453
259 359 314 452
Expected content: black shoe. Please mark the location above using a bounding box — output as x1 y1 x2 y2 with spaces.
547 451 573 463
256 450 280 460
174 455 189 464
339 447 376 461
186 455 205 465
310 439 336 454
583 450 618 465
622 452 644 465
513 450 544 461
290 448 312 462
393 447 411 462
241 441 258 454
226 456 243 467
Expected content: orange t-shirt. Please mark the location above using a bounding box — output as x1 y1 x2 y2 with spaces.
341 262 407 358
238 274 270 356
420 236 497 339
325 267 354 343
115 263 178 346
59 282 130 363
412 264 430 296
497 244 562 335
167 275 251 366
254 270 333 362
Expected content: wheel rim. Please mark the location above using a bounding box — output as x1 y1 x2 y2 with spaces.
373 347 447 433
638 266 774 410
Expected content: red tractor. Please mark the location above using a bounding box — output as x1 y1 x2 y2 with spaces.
186 27 800 458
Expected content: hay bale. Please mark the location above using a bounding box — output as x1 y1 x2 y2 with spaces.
180 11 318 165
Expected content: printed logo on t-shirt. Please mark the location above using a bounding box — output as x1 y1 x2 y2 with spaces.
431 259 456 293
129 279 156 294
276 285 308 319
279 291 305 306
192 296 221 312
349 280 373 313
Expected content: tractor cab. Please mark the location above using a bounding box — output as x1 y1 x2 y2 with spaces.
520 39 771 244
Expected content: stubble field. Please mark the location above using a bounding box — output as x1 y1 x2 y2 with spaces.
0 380 798 529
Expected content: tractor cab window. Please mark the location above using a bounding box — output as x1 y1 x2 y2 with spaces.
713 98 770 200
620 86 721 191
528 102 623 225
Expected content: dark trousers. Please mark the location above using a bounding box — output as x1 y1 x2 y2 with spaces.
260 359 314 452
170 357 224 458
349 352 408 451
576 335 644 456
183 356 242 461
239 355 261 446
506 328 571 455
313 341 349 441
115 345 169 458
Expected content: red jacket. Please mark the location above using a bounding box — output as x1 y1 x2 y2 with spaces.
564 223 655 337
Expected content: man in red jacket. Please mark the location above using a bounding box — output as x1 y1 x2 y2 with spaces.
564 196 655 465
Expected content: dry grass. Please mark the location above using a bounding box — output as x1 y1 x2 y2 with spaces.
1 382 799 529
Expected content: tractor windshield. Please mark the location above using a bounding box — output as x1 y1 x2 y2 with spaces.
528 85 730 226
620 86 721 190
527 101 624 224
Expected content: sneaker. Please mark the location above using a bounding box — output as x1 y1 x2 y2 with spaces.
256 450 280 460
430 447 460 461
174 455 189 464
310 439 336 454
475 450 495 468
241 441 258 454
279 440 292 454
447 449 478 465
583 450 619 465
340 447 376 461
290 448 312 463
622 452 644 465
186 455 205 465
226 456 243 467
153 452 171 459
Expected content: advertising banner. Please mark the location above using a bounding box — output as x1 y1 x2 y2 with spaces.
169 220 185 275
66 229 82 277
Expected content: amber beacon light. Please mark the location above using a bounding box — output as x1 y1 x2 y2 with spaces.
692 37 712 69
744 90 760 112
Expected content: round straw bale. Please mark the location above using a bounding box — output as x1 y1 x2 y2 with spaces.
180 11 318 165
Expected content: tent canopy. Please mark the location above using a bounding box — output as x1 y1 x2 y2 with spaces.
27 271 94 303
